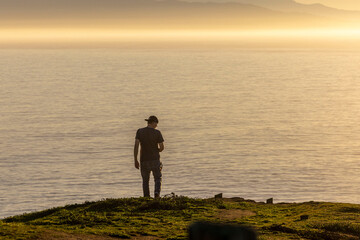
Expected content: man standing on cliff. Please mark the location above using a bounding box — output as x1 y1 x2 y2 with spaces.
134 116 164 198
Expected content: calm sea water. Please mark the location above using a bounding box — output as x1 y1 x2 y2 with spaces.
1 48 360 218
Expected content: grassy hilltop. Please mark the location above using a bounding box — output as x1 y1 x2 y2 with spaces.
1 196 360 240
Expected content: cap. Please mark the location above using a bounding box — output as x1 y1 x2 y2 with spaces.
145 115 159 123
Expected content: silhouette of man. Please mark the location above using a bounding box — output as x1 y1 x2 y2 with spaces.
134 116 164 198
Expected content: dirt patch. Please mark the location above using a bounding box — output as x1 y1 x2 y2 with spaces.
131 236 158 240
216 209 256 220
36 230 161 240
35 230 120 240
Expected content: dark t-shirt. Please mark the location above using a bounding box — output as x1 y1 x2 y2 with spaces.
135 127 164 162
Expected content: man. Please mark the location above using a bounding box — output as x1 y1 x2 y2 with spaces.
134 116 164 198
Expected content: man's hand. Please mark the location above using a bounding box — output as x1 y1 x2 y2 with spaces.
158 142 164 152
134 159 140 169
134 139 140 169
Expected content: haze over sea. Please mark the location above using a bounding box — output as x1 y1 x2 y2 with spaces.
1 48 360 218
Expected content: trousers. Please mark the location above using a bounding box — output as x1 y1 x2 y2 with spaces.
140 160 162 197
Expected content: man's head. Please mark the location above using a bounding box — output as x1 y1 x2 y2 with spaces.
145 115 159 128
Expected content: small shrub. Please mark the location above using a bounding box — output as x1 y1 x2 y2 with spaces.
338 207 360 214
314 222 360 236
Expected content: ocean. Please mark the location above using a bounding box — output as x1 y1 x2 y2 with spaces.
1 48 360 218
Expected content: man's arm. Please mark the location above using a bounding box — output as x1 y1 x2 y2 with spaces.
134 139 140 169
158 142 164 152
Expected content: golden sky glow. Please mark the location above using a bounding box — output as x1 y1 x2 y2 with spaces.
1 1 360 48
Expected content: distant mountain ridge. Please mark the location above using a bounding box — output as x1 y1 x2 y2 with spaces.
214 0 360 17
0 0 358 29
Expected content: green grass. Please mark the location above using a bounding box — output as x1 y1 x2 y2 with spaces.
1 196 360 240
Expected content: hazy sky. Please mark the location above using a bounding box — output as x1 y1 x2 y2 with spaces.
295 0 360 10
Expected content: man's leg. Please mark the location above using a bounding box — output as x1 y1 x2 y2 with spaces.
140 162 151 197
152 161 162 198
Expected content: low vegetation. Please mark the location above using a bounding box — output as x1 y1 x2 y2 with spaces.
1 196 360 240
